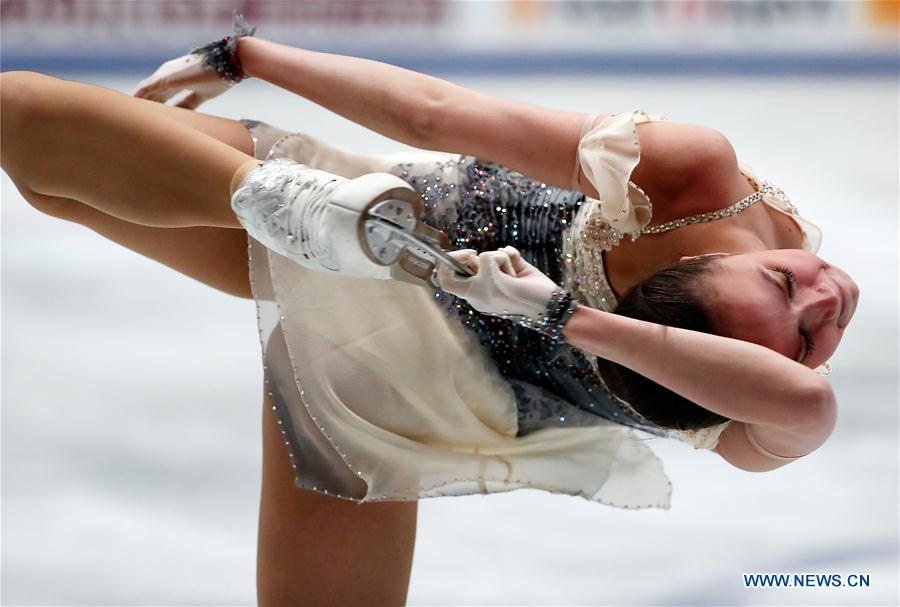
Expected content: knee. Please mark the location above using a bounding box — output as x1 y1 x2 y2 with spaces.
17 186 78 219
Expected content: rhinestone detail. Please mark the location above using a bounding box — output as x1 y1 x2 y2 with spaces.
640 182 790 234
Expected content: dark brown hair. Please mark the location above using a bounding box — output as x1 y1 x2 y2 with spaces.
594 256 731 431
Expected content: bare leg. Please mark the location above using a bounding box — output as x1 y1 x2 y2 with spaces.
4 86 419 601
1 71 254 228
7 96 256 297
257 389 417 606
22 189 254 298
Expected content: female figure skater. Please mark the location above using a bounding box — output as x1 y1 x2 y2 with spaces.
1 16 856 605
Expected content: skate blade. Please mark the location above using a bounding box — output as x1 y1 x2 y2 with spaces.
364 216 475 279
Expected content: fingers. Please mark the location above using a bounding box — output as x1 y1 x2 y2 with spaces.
499 246 527 274
436 249 478 295
132 81 158 99
133 73 173 101
139 84 180 104
436 248 516 296
435 266 472 297
175 91 204 110
447 248 478 261
480 249 513 276
152 90 180 104
134 55 204 101
132 70 159 97
500 245 543 278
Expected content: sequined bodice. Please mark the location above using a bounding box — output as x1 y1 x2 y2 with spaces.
388 156 677 440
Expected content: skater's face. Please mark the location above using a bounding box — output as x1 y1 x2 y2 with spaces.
689 250 858 369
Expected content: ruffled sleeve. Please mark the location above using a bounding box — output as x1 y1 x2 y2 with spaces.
673 419 732 450
738 162 823 253
572 109 669 234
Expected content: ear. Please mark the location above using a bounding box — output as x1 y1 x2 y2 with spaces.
679 252 731 263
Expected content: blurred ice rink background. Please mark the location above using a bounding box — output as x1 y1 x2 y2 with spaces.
2 1 898 605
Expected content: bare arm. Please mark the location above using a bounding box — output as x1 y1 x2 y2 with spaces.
237 37 731 205
239 38 584 184
561 305 837 469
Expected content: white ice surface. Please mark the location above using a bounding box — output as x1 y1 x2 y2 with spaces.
1 74 897 606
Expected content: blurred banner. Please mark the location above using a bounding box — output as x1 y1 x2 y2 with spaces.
1 0 898 74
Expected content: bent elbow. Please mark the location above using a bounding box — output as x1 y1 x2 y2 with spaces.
790 376 837 430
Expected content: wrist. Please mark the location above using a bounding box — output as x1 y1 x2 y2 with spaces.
235 36 263 79
192 10 256 82
561 304 591 345
561 304 627 357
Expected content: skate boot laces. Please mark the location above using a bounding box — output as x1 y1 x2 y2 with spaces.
232 158 344 271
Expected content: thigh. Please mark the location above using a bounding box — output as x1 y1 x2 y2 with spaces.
22 188 254 299
257 388 417 606
1 72 250 227
142 101 255 157
10 99 256 298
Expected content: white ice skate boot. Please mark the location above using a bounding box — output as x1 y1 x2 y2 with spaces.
231 158 472 286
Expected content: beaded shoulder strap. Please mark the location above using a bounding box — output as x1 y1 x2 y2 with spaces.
640 183 782 235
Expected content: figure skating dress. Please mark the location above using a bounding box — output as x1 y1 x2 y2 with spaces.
241 110 823 509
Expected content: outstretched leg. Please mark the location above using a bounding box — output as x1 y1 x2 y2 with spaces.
1 70 441 286
1 70 255 228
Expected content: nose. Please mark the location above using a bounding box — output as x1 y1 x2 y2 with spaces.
801 281 840 326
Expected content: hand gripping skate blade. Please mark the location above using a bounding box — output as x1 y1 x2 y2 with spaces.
374 220 475 288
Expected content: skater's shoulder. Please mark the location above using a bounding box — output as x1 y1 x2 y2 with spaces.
575 111 742 221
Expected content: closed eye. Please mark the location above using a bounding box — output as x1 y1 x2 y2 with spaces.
774 266 796 298
769 266 811 363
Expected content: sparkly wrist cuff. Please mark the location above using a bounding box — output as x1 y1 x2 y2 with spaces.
191 10 256 82
499 289 580 355
540 289 580 353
